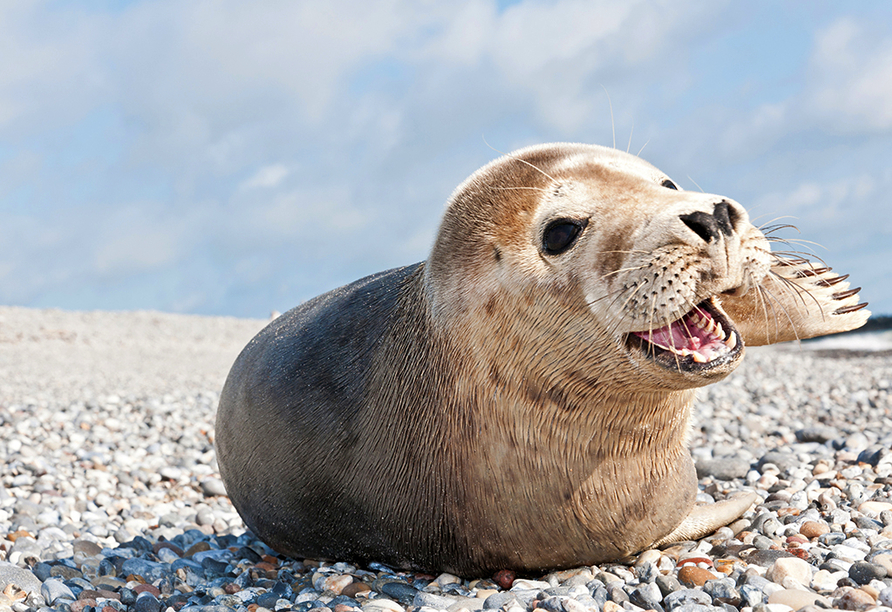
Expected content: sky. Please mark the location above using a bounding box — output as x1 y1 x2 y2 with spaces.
1 1 891 318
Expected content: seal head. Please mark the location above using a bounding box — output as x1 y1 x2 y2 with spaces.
216 143 868 575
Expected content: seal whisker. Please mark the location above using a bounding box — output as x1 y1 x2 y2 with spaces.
636 138 651 156
482 137 559 184
586 281 635 308
767 249 831 270
765 241 820 257
599 265 648 281
491 186 551 193
667 312 683 371
757 215 800 232
758 283 804 343
754 284 777 345
766 236 826 250
760 223 800 235
686 175 705 193
596 249 652 255
601 84 616 150
768 269 827 320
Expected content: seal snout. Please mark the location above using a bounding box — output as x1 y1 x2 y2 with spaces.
679 200 741 244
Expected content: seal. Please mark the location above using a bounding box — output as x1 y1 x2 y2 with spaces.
215 143 869 575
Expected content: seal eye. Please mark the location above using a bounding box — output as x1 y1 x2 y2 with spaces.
661 179 679 190
543 219 587 255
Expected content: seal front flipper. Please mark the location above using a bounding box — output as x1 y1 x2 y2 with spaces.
651 492 757 547
719 256 870 346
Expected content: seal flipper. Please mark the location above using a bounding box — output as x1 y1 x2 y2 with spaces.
652 491 757 546
719 256 870 346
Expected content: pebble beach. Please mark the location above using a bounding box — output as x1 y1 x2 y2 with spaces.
1 306 891 612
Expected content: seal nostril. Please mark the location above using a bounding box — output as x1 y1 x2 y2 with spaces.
713 201 735 236
680 211 720 243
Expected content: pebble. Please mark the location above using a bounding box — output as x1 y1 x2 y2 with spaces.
880 586 892 607
41 578 75 604
849 560 886 584
767 589 830 610
835 587 876 610
629 582 662 610
695 457 751 480
798 521 830 539
2 309 892 612
663 588 713 608
767 558 812 585
362 599 406 612
0 563 42 596
678 566 716 587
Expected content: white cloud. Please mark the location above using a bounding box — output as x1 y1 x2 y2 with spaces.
715 16 892 158
240 164 290 191
808 18 892 131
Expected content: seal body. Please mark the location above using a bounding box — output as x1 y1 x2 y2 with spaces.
216 143 868 575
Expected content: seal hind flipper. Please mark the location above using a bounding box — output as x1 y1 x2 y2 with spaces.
652 492 757 547
720 256 870 346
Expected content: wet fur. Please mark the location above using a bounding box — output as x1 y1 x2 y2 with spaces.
216 143 868 575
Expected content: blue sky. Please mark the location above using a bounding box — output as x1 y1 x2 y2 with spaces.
1 1 890 317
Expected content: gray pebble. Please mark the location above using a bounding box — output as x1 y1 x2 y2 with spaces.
663 588 713 609
637 561 659 583
849 560 886 584
135 592 163 612
695 458 751 480
630 582 663 611
880 586 892 607
0 563 42 596
200 477 228 497
757 451 799 474
606 583 629 604
739 584 766 607
538 596 567 612
196 508 216 526
844 432 870 450
378 581 418 605
121 558 170 582
415 591 460 609
702 579 739 605
795 426 840 443
40 579 75 604
655 574 682 598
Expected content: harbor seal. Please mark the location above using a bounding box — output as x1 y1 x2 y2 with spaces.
215 143 869 575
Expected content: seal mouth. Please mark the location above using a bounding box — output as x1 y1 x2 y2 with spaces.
626 298 742 372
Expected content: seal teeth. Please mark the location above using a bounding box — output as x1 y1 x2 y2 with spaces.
724 331 737 349
691 351 708 363
714 321 724 340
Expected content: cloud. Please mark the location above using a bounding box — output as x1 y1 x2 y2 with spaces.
92 205 184 277
240 164 290 191
714 15 892 160
752 174 880 225
808 18 892 132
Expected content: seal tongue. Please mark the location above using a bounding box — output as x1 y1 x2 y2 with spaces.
633 308 737 364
